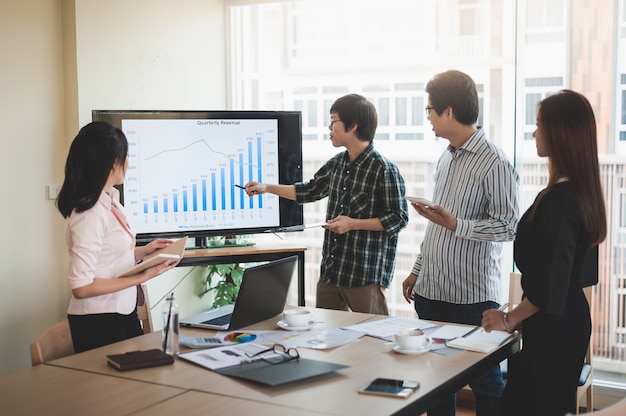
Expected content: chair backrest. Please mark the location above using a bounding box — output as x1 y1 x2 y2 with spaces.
31 286 152 367
30 319 75 366
136 283 154 333
576 286 594 413
500 272 523 378
508 272 523 310
567 396 626 416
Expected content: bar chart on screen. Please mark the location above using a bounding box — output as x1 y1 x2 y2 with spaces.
122 118 280 235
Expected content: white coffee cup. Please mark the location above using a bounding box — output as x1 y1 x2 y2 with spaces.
283 309 312 327
394 329 430 350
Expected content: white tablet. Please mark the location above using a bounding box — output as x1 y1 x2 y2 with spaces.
405 196 435 209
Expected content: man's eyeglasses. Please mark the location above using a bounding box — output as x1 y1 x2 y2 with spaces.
245 344 300 364
329 119 342 127
425 106 435 118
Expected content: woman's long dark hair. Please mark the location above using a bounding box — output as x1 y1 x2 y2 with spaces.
56 122 128 218
532 90 607 246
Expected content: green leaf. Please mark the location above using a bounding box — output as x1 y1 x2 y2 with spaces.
198 263 245 309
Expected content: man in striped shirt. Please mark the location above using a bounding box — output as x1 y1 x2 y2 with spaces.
402 70 519 416
245 94 408 315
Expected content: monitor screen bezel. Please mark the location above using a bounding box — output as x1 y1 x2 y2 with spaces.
92 109 304 242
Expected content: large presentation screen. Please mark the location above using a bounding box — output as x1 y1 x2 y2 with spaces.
92 110 303 241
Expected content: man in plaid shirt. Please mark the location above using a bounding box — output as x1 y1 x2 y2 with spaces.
244 94 408 314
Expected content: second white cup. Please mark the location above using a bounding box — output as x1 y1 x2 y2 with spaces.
283 309 312 327
394 329 429 350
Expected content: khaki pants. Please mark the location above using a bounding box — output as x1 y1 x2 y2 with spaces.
315 279 389 315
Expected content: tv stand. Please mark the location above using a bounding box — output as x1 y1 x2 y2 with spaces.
193 236 255 249
194 236 207 248
180 242 307 306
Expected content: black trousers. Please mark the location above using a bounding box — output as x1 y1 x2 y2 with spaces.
68 309 143 353
501 289 590 416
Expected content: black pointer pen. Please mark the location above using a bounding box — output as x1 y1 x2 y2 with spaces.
236 183 258 195
463 302 510 338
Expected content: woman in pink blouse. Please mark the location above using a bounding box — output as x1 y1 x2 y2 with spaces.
57 121 179 352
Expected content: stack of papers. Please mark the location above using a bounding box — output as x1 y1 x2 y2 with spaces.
213 328 366 350
342 317 439 341
180 342 280 370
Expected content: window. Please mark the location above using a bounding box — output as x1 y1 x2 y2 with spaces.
526 0 565 29
227 0 626 382
523 79 564 140
620 76 626 141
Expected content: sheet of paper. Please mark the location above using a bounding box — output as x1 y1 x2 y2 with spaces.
431 346 464 356
281 328 366 349
342 317 439 340
179 342 276 370
215 328 366 350
429 325 474 340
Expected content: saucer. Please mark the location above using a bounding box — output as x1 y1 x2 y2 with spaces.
390 340 432 355
392 344 431 355
277 320 315 331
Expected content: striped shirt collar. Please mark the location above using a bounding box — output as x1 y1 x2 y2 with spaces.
446 126 484 155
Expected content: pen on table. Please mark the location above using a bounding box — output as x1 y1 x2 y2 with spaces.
462 325 483 338
463 303 511 338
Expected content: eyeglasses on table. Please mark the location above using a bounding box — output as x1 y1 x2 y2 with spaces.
244 344 300 365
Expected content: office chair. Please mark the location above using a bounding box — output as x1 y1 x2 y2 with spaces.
30 285 153 367
30 319 75 366
566 395 626 416
577 285 594 413
136 283 154 333
507 273 593 414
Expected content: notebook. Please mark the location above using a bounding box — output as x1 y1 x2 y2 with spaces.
445 327 513 353
120 236 188 277
180 255 297 330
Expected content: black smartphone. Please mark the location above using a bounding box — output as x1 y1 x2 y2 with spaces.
358 377 420 398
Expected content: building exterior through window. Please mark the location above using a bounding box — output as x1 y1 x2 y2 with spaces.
227 0 626 380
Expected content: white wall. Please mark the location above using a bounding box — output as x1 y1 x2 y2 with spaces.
73 0 226 126
0 0 68 375
0 0 226 375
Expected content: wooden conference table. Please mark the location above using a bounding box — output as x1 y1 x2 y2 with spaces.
4 308 520 416
0 365 321 416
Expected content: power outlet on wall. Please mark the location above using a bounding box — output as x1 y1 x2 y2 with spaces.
47 184 61 200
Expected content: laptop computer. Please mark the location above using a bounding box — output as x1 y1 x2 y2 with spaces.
180 255 297 330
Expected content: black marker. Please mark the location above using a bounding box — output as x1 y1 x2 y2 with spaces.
234 184 245 190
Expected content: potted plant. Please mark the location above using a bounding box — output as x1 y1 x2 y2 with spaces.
197 236 254 308
199 263 245 308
